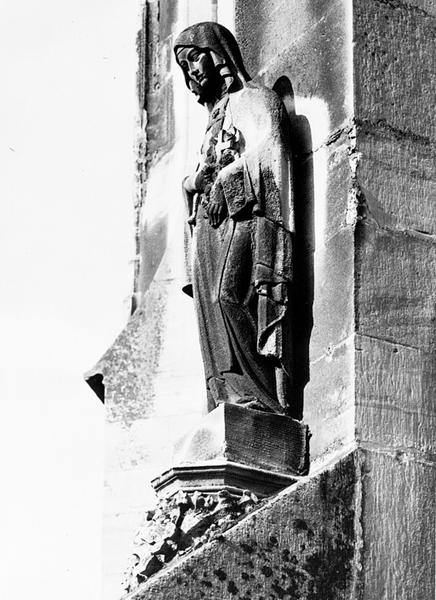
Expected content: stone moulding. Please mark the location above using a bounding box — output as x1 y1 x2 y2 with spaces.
152 403 310 499
152 460 301 499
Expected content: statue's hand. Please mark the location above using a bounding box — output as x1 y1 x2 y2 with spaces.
194 165 215 193
208 182 227 228
183 166 215 194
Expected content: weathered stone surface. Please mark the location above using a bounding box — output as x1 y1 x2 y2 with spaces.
356 334 436 455
359 448 435 600
124 451 359 600
356 125 436 234
236 0 353 138
87 282 168 423
401 0 436 17
124 489 260 594
86 282 204 424
355 221 436 352
322 139 355 242
292 133 355 249
305 336 355 461
153 404 309 498
172 404 309 476
354 0 436 139
136 0 177 165
310 228 355 361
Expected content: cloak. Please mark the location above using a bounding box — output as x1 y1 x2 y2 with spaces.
176 24 294 412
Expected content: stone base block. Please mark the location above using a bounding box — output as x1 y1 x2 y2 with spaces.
152 404 309 498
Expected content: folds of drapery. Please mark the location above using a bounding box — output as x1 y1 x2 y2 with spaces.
183 84 294 376
219 160 293 376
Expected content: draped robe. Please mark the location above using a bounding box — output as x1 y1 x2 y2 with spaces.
184 84 294 413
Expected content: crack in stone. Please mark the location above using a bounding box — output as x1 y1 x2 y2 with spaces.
351 179 436 239
357 401 435 418
300 121 355 158
355 117 433 146
358 442 436 466
310 335 355 366
356 332 426 352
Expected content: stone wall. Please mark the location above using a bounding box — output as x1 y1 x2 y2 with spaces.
353 1 436 596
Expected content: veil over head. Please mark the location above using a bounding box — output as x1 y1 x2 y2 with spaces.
174 22 251 102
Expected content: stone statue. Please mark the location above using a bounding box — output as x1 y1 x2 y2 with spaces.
175 22 295 416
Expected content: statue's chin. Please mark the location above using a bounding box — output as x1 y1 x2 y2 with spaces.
194 89 211 105
191 76 224 105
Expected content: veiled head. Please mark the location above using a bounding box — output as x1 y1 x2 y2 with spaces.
174 22 251 103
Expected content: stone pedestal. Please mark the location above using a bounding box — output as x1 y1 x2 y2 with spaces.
152 404 309 499
123 404 309 593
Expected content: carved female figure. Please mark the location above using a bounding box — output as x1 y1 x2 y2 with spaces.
174 22 294 415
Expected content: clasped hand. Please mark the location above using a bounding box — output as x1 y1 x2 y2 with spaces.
207 195 226 228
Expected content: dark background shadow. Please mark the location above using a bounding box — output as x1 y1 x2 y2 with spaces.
273 76 315 421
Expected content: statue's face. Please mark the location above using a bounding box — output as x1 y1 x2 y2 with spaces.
177 47 217 92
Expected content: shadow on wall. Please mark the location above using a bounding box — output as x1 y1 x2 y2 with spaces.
273 76 315 421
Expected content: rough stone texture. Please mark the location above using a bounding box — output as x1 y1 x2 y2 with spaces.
170 404 309 478
310 228 355 360
121 449 436 600
151 404 309 500
124 489 260 594
304 336 355 461
354 0 436 140
236 0 353 138
322 137 356 242
88 283 168 423
137 0 176 165
355 221 436 353
402 0 436 17
124 451 360 600
359 449 435 600
351 2 436 599
356 124 436 235
356 334 436 456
